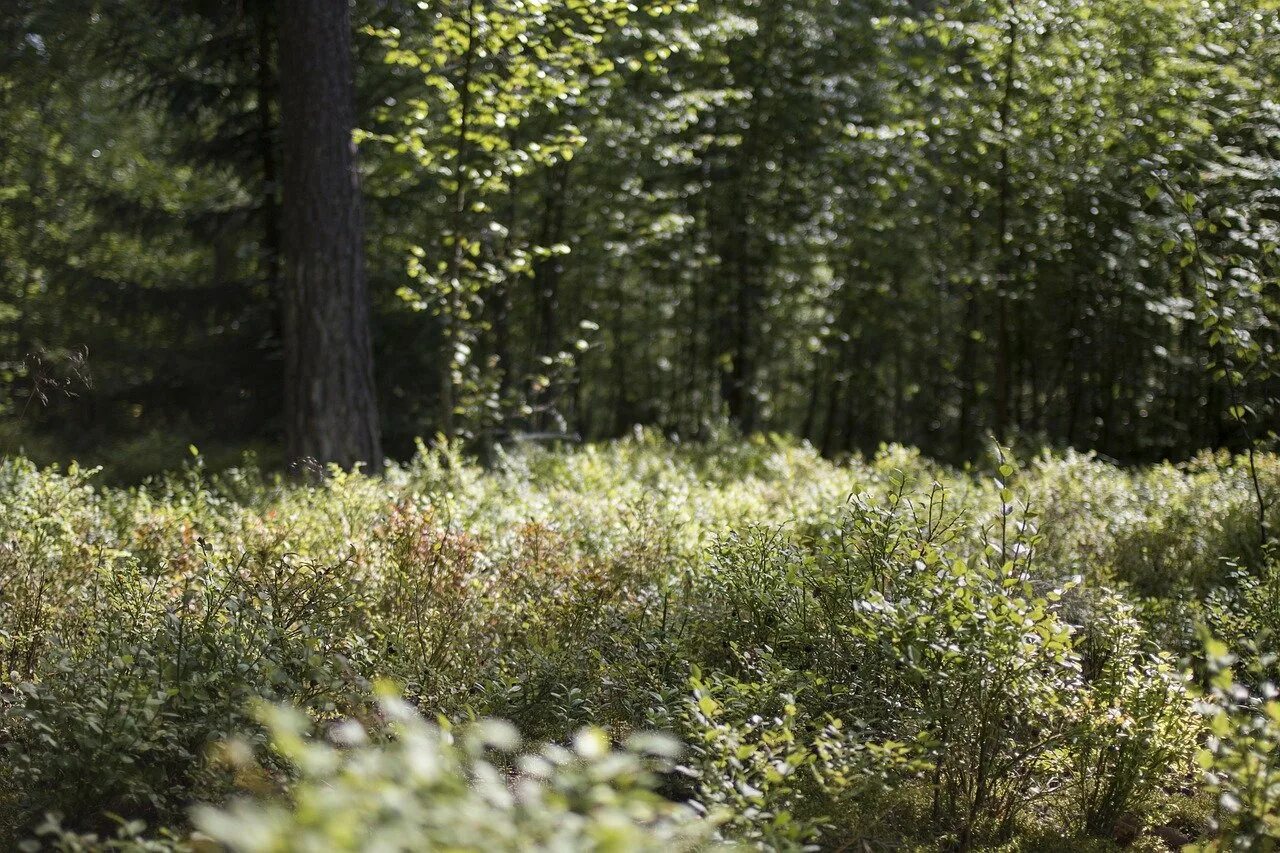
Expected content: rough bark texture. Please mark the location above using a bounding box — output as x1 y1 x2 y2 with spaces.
276 0 382 472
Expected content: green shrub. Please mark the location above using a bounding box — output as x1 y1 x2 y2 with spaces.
1204 554 1280 682
672 662 928 850
1192 641 1280 851
686 472 1092 847
1070 594 1200 836
0 441 1274 849
2 548 369 836
192 694 714 853
842 530 1082 846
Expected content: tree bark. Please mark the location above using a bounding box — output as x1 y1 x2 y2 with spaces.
277 0 382 472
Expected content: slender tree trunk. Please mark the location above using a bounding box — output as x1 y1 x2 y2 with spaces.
255 0 280 296
992 6 1019 443
957 216 981 459
800 351 827 442
532 160 571 430
430 1 478 442
277 0 382 471
492 165 519 410
611 266 633 434
840 346 861 454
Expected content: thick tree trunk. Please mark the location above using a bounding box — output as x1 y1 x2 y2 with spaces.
276 0 382 472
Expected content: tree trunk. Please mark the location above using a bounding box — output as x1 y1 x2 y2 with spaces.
277 0 382 472
532 160 571 431
992 8 1019 444
255 0 280 297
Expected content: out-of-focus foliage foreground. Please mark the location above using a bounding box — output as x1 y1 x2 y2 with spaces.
0 436 1278 850
0 0 1276 475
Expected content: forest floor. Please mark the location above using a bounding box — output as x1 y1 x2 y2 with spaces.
1 435 1277 851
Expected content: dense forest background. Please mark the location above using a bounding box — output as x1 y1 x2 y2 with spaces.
1 0 1277 476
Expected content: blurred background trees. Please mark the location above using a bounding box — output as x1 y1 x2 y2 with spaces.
1 0 1276 475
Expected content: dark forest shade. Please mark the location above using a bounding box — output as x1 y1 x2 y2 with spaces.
276 0 382 472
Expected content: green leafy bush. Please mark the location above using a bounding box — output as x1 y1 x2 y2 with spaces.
1070 594 1200 836
0 439 1275 850
1193 641 1280 851
193 693 713 853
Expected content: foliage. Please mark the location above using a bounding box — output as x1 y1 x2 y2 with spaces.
1 545 369 833
3 0 1277 468
191 694 713 853
1192 638 1280 851
673 662 930 849
5 0 1280 845
1 439 1274 849
1071 593 1200 836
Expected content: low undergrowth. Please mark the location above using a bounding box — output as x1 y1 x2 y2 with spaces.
1 434 1277 851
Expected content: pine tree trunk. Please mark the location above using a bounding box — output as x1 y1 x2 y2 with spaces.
276 0 382 472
